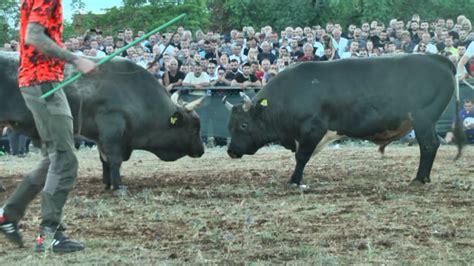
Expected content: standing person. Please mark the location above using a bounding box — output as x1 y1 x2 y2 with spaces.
0 0 95 253
457 41 474 80
6 128 28 157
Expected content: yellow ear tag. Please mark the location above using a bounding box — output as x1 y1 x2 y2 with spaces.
260 99 268 107
170 116 178 125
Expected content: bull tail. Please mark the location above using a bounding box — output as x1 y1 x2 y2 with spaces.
453 75 466 160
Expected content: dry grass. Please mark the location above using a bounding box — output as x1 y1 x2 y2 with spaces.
0 143 473 264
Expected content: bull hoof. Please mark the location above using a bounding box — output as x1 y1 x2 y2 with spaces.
113 186 129 197
409 179 426 187
410 176 431 187
287 183 310 190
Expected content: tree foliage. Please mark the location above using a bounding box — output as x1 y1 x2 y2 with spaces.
208 0 474 32
6 0 465 42
71 1 211 38
0 0 19 44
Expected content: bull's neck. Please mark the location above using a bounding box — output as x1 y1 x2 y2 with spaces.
256 109 287 144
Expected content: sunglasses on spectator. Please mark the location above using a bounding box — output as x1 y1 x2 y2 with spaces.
218 72 225 75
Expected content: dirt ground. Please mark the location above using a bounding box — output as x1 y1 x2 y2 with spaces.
0 143 473 264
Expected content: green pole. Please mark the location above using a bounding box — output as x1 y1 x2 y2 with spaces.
41 13 187 99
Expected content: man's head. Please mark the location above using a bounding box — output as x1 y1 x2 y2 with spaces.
168 58 179 71
458 45 466 56
349 41 359 52
324 47 333 57
105 45 114 55
332 28 342 39
242 62 252 76
420 21 429 31
261 41 271 53
203 40 212 52
230 59 239 72
207 62 216 75
444 36 454 48
71 38 80 51
124 28 133 39
279 47 289 57
232 44 242 56
303 43 314 56
261 59 271 71
464 98 473 113
446 19 455 30
90 39 99 50
361 22 370 32
193 64 203 76
421 32 431 44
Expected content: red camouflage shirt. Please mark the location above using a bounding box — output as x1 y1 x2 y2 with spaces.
19 0 65 87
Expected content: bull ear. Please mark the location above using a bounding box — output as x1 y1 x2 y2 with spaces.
184 96 205 111
239 92 252 112
169 111 184 127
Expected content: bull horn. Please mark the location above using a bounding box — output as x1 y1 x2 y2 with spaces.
240 92 252 112
184 96 205 111
222 96 233 111
171 91 180 105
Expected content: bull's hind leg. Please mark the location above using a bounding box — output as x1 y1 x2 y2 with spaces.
412 121 440 185
99 151 111 190
289 123 328 185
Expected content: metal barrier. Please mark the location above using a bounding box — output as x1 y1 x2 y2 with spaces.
176 86 260 140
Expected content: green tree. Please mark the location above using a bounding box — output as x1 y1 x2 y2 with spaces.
72 1 211 37
208 0 474 33
0 0 19 45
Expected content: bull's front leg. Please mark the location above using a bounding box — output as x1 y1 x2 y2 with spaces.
289 124 327 186
95 112 127 191
99 145 125 191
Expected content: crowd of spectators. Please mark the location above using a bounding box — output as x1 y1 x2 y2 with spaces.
2 14 474 152
3 14 474 89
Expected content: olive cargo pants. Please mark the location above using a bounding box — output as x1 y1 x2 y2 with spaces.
3 83 78 230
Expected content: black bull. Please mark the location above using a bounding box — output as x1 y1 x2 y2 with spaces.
0 52 205 190
225 54 464 186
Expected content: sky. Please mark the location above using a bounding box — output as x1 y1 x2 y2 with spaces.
62 0 123 22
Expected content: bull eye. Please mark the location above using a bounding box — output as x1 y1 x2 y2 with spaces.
240 123 248 130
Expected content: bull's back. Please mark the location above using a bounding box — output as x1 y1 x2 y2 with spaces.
257 54 455 136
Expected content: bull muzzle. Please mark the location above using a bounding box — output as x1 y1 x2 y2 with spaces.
227 149 243 159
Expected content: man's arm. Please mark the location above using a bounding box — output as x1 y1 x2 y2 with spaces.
247 79 262 87
162 70 170 86
26 23 95 73
457 55 470 80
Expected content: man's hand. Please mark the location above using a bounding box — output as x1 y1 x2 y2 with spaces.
73 57 97 74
